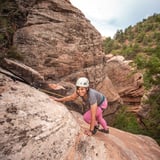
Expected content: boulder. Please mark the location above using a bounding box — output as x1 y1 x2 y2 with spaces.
13 0 144 108
0 73 160 160
13 0 104 81
0 73 79 160
2 0 146 124
104 57 144 105
1 58 44 87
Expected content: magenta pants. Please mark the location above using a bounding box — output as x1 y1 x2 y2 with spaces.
83 99 108 129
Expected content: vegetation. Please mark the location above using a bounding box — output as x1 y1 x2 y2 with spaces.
103 13 160 144
0 0 26 61
143 91 160 144
113 106 148 134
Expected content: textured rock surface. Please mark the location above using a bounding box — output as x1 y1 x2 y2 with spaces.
12 0 144 108
1 58 44 86
0 73 160 160
1 0 147 123
0 73 79 160
14 0 104 82
104 56 144 105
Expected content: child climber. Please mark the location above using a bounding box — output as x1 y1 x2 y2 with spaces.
50 77 109 136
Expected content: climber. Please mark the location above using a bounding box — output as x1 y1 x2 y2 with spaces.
49 77 109 136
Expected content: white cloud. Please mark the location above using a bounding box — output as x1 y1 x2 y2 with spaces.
70 0 160 37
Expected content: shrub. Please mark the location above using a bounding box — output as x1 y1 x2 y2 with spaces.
113 106 144 134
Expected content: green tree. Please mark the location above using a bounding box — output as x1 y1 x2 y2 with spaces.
103 37 114 54
113 106 144 134
136 33 144 43
114 29 125 42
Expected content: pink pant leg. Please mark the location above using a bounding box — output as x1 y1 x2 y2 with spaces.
96 107 108 129
83 107 108 129
83 110 92 124
97 99 108 129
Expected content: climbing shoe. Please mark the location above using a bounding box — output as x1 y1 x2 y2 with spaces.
99 128 109 134
92 125 99 135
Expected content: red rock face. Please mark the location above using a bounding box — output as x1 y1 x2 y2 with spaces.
3 0 145 122
0 1 158 159
13 0 144 104
13 0 104 81
0 74 160 160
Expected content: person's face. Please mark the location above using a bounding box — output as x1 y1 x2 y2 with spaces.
76 87 88 97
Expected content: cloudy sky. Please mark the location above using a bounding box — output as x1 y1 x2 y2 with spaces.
70 0 160 37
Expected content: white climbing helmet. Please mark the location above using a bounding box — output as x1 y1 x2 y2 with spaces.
76 77 89 87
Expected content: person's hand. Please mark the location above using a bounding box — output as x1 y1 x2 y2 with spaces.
48 84 65 90
48 84 56 89
84 129 93 136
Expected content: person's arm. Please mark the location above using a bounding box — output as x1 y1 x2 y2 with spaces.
90 103 97 132
48 83 78 102
53 91 78 102
85 103 97 136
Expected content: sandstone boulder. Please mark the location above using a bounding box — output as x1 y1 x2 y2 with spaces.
0 73 80 160
1 58 44 87
0 73 160 160
104 56 144 106
10 0 145 113
13 0 104 81
1 0 148 126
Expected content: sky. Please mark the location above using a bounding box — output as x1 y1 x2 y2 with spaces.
70 0 160 38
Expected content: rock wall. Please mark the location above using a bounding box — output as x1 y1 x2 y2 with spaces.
0 2 157 159
11 0 145 113
0 73 79 160
14 0 104 82
0 73 160 160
